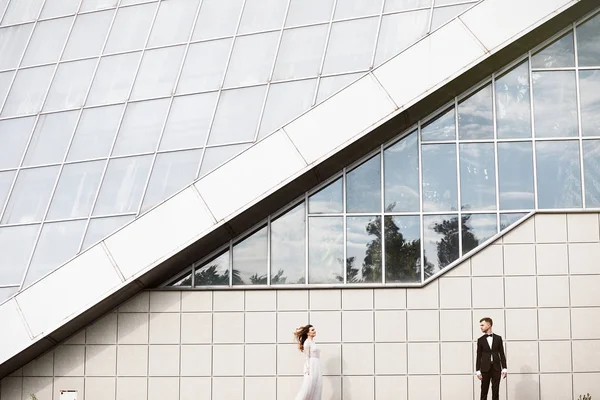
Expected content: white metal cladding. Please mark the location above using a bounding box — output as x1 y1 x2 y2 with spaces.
0 0 583 368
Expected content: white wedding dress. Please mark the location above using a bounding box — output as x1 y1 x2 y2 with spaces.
295 339 323 400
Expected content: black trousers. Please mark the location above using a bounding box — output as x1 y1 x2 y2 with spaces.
480 369 501 400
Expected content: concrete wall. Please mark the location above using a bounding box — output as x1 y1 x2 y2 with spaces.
1 213 599 400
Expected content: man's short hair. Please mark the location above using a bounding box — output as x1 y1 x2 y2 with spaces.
479 317 493 326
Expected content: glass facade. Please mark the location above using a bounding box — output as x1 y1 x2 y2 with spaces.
0 0 478 296
167 13 600 288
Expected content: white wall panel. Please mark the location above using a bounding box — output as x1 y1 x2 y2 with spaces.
0 299 32 364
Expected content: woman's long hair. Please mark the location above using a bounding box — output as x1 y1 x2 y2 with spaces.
293 324 313 352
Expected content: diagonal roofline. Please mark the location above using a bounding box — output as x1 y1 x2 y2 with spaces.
0 0 596 378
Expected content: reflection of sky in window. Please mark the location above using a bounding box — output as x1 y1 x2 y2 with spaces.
233 225 268 284
384 132 419 212
531 32 574 68
460 143 496 211
500 213 527 231
271 203 305 284
422 144 457 212
308 217 343 283
346 154 381 213
580 70 600 137
576 12 600 67
532 71 578 138
583 140 600 208
497 142 534 210
536 141 582 209
385 215 421 283
462 213 497 254
194 251 229 286
496 61 531 139
423 214 459 276
458 85 493 140
346 216 381 283
309 177 343 214
421 107 455 141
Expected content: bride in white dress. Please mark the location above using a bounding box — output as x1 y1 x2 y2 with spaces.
294 324 322 400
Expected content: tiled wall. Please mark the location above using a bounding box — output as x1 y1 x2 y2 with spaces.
1 213 600 400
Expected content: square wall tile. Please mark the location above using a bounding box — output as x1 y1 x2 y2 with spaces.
180 377 210 400
148 377 179 400
408 375 440 399
148 345 179 376
245 291 276 311
342 311 373 342
54 345 85 377
319 343 342 375
116 345 148 376
540 374 572 400
23 377 53 400
85 345 117 376
536 244 568 275
116 377 147 400
538 276 570 307
506 374 539 400
213 291 244 311
1 377 22 400
323 376 341 400
502 217 534 244
245 312 276 343
87 313 118 344
309 311 341 342
569 243 600 274
505 341 538 373
535 214 567 243
572 308 600 339
149 313 180 344
439 277 471 309
343 376 374 400
181 292 211 312
440 310 472 341
245 344 276 376
374 288 406 309
441 342 472 374
277 376 302 399
573 373 600 399
407 310 439 341
118 292 149 313
277 312 308 343
539 341 571 373
503 244 536 275
567 213 599 242
504 276 537 308
181 313 211 344
310 290 341 310
538 308 571 340
118 313 149 344
246 377 276 400
375 343 406 374
375 310 406 342
376 375 407 400
213 345 244 376
276 344 304 375
572 340 600 372
571 275 600 307
23 351 53 377
472 277 504 308
472 309 505 339
277 290 308 311
342 343 374 375
505 309 538 340
441 375 473 400
213 313 244 343
53 377 84 400
407 280 438 309
85 377 115 400
342 289 373 310
408 343 439 374
180 345 211 376
213 377 243 399
445 259 471 277
149 291 180 312
63 330 86 345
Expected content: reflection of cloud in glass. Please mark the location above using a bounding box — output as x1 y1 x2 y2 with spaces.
422 144 457 212
496 61 531 139
580 70 600 137
308 177 343 214
531 32 574 68
459 143 496 211
308 216 343 283
271 202 305 284
500 213 527 230
346 154 381 213
384 131 419 212
233 225 268 284
498 142 534 210
532 71 578 138
576 13 600 67
463 213 497 254
346 216 381 283
536 140 582 209
583 140 600 207
422 107 455 141
458 84 493 140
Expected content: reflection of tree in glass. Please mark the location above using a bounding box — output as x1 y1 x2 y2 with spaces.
194 265 242 286
248 269 296 285
427 215 478 277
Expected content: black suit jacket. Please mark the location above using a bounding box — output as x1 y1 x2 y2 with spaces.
476 333 507 373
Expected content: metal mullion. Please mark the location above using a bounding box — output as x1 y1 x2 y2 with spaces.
573 23 586 209
528 52 539 210
134 0 205 216
195 0 248 180
381 5 432 18
342 166 347 284
369 0 386 69
0 0 9 23
426 0 435 33
228 240 233 287
312 0 338 106
380 143 386 284
267 215 272 286
531 67 576 72
417 121 425 284
304 192 309 284
252 0 292 143
491 72 501 231
454 98 462 257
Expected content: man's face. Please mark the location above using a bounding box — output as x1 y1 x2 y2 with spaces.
480 321 491 333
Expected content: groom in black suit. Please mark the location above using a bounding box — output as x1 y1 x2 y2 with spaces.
476 317 507 400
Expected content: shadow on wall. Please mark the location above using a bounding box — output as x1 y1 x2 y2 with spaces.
513 366 538 400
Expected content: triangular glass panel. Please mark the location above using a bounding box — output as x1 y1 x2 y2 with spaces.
421 107 455 141
532 32 574 68
194 250 230 286
308 177 343 214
